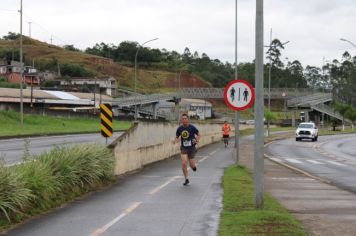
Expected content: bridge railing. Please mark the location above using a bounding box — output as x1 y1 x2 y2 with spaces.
178 88 326 99
287 93 332 107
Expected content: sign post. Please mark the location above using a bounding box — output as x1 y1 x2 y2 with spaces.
224 79 255 164
100 103 113 144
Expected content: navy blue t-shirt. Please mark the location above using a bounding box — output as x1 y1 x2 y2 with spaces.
176 124 199 149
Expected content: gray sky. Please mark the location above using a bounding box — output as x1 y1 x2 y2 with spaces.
1 0 356 67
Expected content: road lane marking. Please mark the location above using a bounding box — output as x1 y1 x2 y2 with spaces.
326 160 345 166
286 158 303 164
268 177 315 181
306 160 324 164
198 156 209 163
209 150 217 156
91 202 142 236
149 176 180 195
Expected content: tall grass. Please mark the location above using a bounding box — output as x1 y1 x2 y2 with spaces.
0 143 115 227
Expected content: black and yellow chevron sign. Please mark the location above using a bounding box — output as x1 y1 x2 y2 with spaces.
100 103 113 138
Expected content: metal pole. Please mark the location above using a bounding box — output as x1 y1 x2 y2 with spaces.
340 38 356 48
267 28 272 137
134 38 158 121
268 28 272 112
20 0 24 126
28 21 32 37
255 0 264 209
94 78 96 107
234 0 240 164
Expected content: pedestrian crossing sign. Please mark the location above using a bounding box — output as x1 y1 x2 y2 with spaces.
224 79 255 111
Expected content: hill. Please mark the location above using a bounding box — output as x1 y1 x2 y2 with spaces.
0 37 210 94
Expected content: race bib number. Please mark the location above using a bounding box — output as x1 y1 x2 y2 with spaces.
183 140 192 147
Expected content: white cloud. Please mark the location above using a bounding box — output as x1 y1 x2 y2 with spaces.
1 0 356 67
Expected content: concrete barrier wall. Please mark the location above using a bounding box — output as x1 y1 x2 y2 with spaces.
110 121 248 175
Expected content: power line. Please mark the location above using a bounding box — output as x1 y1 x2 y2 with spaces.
0 8 17 12
1 7 71 45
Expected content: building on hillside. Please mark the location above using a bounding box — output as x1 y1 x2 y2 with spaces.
38 71 58 81
181 98 212 120
157 98 213 120
0 64 7 75
0 87 112 117
55 77 117 96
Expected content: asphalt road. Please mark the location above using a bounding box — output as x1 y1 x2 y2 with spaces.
6 138 239 236
0 133 123 166
265 133 356 192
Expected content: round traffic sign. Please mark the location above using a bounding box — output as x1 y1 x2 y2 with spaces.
224 79 255 111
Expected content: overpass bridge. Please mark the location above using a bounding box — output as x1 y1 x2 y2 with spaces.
113 88 346 125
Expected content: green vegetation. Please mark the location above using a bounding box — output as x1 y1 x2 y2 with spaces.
0 78 24 89
0 111 131 137
0 143 115 230
220 166 307 236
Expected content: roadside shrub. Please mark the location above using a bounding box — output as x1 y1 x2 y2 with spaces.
0 143 115 225
0 165 33 222
14 160 60 211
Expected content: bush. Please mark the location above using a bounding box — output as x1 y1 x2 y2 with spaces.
60 63 94 77
0 143 115 225
0 165 33 222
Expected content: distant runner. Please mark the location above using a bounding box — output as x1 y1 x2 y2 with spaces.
222 121 231 147
175 113 201 186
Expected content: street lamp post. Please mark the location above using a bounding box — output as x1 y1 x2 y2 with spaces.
134 37 158 120
340 38 356 48
20 0 24 126
265 32 289 136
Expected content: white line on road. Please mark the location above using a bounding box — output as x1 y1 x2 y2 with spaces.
209 150 217 156
91 202 142 236
149 176 181 195
326 160 346 166
286 158 303 164
306 160 324 164
198 156 209 163
267 177 315 181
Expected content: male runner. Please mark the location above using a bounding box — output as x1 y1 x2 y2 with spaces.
175 113 200 186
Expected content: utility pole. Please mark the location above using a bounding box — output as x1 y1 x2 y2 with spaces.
28 21 32 37
234 0 240 164
20 0 24 126
50 35 53 45
255 0 264 209
94 78 97 107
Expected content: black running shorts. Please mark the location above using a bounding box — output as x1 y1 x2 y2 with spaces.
180 147 197 159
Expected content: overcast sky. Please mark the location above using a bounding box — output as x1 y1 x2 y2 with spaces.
1 0 356 68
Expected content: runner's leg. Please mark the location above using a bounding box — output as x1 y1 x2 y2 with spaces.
181 154 188 179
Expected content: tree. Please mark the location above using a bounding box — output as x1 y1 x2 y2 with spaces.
334 103 351 130
266 39 286 69
345 107 356 130
2 32 20 40
63 45 81 52
304 66 323 89
265 109 277 136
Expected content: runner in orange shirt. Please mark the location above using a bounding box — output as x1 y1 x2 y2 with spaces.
222 121 231 148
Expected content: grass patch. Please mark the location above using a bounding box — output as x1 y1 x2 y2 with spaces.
0 143 115 230
0 111 131 137
319 127 356 136
220 166 307 236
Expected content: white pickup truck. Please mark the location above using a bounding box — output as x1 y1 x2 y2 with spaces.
296 122 318 142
